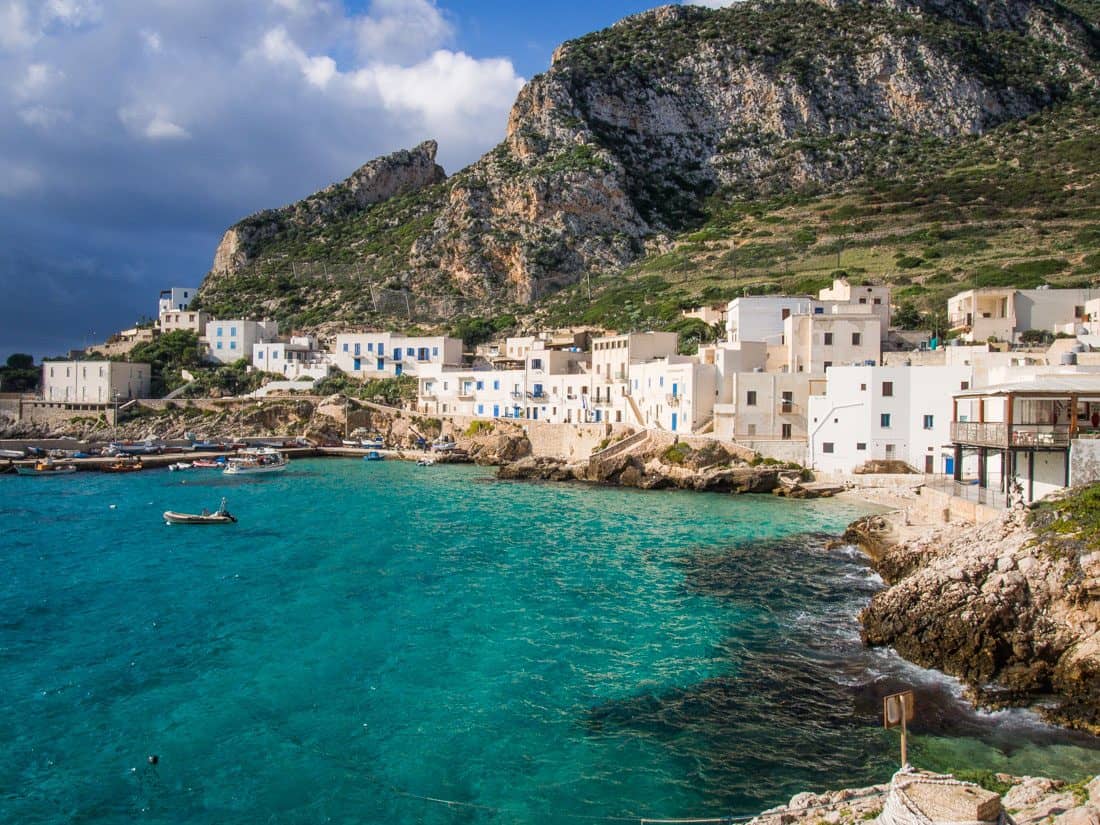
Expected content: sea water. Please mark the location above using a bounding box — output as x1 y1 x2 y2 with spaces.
1 459 1096 824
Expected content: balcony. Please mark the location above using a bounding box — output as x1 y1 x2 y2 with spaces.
666 394 681 407
528 392 551 402
951 421 1070 449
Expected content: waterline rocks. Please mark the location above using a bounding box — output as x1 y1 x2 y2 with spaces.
857 487 1100 733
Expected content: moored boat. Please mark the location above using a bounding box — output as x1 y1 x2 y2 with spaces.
223 448 288 475
363 451 384 461
16 460 78 476
102 457 144 473
0 449 25 459
163 497 237 525
168 462 193 472
416 457 435 466
191 458 221 468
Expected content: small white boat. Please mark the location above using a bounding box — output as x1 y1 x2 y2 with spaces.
168 462 193 472
164 498 237 525
16 460 78 476
223 448 288 475
0 449 25 459
416 457 435 466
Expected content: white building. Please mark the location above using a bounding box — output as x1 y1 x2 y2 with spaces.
628 357 716 433
159 309 210 337
333 333 463 378
784 311 882 375
253 336 332 380
204 319 279 364
158 287 198 316
725 296 816 345
818 278 892 333
948 287 1094 343
42 361 151 403
808 365 974 474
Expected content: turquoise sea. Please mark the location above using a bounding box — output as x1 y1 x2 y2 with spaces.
1 459 1097 824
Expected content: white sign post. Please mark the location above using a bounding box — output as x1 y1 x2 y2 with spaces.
883 690 915 769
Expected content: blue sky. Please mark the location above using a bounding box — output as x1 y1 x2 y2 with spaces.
0 0 726 359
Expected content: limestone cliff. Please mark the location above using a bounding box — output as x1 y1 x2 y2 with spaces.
209 140 446 276
197 0 1098 322
859 485 1100 733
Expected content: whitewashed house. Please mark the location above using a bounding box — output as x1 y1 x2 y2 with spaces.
253 335 332 380
204 319 279 364
333 333 462 378
42 361 151 402
158 287 198 315
808 365 974 474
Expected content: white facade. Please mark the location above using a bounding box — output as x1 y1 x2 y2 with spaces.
417 366 594 424
628 357 716 433
590 332 678 383
725 296 816 345
42 360 151 402
333 333 462 378
784 312 882 375
808 365 974 474
949 287 1094 343
158 287 198 316
714 372 822 443
205 319 279 364
253 336 332 380
818 278 892 333
159 309 210 337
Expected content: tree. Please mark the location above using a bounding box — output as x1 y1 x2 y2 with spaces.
893 302 923 330
0 353 39 392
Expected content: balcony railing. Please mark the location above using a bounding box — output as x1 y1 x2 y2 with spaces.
951 421 1070 448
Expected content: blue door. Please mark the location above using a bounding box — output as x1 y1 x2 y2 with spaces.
672 382 678 398
376 358 384 371
671 412 678 431
395 364 402 376
353 358 361 371
531 408 538 420
493 405 499 417
944 457 954 475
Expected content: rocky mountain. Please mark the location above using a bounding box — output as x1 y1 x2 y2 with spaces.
196 0 1098 328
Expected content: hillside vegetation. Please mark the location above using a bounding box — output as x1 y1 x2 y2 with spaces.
195 0 1099 337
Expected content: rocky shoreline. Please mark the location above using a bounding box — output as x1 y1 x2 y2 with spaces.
850 490 1100 735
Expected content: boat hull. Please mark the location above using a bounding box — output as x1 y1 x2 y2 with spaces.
163 511 237 525
15 466 77 476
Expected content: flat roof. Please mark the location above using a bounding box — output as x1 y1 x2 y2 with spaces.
955 374 1100 398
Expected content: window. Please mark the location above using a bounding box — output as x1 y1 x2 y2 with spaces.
230 327 236 336
477 404 484 414
961 381 970 390
258 351 264 359
923 414 934 430
823 442 835 454
860 383 867 391
216 342 223 350
492 380 500 390
476 381 484 391
354 343 361 356
217 328 223 336
859 297 867 304
824 361 832 369
824 332 833 345
873 297 881 305
781 308 791 320
885 444 896 456
781 423 792 440
746 390 757 406
393 349 401 361
881 413 891 428
272 351 279 359
851 332 861 345
432 347 439 356
230 341 236 350
781 391 793 413
856 442 866 451
183 291 188 298
342 343 349 352
746 424 756 436
406 347 414 357
532 358 543 370
659 376 664 387
368 343 374 352
882 381 893 397
813 306 824 315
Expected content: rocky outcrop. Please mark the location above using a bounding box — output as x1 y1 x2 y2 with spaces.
859 489 1100 732
495 437 792 493
209 141 446 276
196 0 1098 317
748 771 1100 825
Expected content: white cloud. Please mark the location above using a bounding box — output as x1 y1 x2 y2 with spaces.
18 104 71 128
0 1 38 51
356 0 452 62
118 104 191 140
140 29 161 53
15 62 63 99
